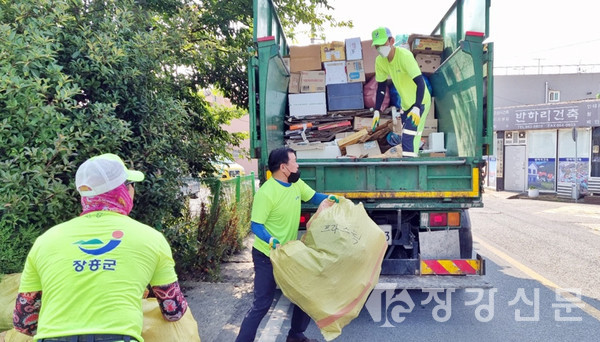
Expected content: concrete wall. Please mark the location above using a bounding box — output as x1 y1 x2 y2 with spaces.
494 73 600 107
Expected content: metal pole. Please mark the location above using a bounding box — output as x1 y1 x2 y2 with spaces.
573 127 578 203
575 134 578 203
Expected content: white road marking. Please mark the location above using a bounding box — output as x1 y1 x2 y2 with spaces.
258 295 291 342
474 235 600 322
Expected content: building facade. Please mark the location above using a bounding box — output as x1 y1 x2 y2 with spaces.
490 72 600 195
204 89 258 176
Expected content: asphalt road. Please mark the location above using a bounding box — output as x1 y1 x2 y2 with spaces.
183 191 600 341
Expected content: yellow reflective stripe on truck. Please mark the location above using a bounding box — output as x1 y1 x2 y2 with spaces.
336 168 480 199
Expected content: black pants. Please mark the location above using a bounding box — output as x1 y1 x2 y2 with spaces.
235 248 312 342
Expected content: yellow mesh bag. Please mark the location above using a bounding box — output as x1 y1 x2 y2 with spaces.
271 198 387 341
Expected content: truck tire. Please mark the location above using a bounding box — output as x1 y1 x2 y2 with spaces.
459 210 473 258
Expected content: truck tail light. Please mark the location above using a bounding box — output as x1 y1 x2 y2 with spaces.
448 212 461 227
422 212 462 228
429 213 447 227
299 212 311 228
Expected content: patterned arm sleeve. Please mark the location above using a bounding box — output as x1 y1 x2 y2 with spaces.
13 291 42 336
151 281 188 322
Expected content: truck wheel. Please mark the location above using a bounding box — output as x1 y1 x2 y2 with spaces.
459 210 473 258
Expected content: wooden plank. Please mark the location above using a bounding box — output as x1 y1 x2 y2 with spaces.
337 129 368 148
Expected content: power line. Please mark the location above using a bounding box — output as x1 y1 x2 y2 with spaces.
530 38 600 54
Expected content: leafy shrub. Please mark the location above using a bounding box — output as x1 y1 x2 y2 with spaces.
0 0 243 274
162 176 253 281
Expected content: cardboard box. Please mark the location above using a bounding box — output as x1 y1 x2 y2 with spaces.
323 61 347 85
422 101 437 136
292 141 342 159
288 92 327 118
409 34 444 55
321 41 346 62
346 60 365 83
428 152 446 157
326 83 364 111
289 44 322 72
335 132 355 140
283 56 291 73
372 146 403 159
345 37 362 60
416 54 441 74
353 116 390 131
288 141 322 151
361 40 379 77
300 71 326 93
289 72 300 94
346 141 381 158
383 146 403 158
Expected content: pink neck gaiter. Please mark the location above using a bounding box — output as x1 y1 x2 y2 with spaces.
80 184 133 216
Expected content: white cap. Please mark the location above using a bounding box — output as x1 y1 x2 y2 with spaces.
75 153 144 197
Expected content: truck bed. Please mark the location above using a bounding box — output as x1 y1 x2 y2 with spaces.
299 157 483 209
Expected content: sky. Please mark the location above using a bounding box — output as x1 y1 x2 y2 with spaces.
292 0 600 71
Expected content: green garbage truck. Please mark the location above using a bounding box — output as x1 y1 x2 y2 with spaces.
248 0 493 288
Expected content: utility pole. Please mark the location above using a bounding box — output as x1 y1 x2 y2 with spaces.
533 58 545 74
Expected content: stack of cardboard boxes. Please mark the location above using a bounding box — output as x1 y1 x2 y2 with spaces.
406 34 444 154
408 34 443 75
284 35 443 159
286 38 371 117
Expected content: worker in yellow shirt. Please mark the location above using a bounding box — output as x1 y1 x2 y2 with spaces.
371 27 432 157
14 154 188 342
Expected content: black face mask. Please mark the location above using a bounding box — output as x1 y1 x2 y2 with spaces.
288 170 301 183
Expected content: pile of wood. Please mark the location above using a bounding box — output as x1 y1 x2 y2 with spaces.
286 108 401 159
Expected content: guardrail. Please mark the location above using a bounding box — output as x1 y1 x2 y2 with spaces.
182 173 256 213
203 173 256 221
173 173 256 279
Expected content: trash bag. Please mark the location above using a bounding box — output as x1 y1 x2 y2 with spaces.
0 274 21 332
363 76 390 111
142 298 201 342
3 329 32 342
1 273 200 342
271 198 387 341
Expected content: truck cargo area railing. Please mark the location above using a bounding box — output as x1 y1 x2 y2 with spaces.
253 0 288 56
430 0 493 156
432 0 490 57
298 159 467 167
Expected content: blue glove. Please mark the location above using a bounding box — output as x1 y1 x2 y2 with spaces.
269 237 280 249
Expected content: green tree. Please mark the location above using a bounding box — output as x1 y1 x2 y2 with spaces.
0 0 347 274
185 0 350 108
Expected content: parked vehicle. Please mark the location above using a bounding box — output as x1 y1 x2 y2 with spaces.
214 160 246 180
249 0 494 288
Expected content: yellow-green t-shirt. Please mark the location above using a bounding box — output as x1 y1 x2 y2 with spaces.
375 46 431 111
19 211 178 342
251 178 315 257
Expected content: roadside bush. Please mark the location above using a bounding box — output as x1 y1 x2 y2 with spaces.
0 0 243 274
162 177 253 281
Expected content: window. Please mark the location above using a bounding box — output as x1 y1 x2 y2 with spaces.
548 90 560 102
591 127 600 177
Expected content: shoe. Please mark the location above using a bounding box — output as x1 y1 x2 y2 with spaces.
285 336 318 342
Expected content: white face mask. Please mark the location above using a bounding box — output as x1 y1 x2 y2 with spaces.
377 45 392 58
